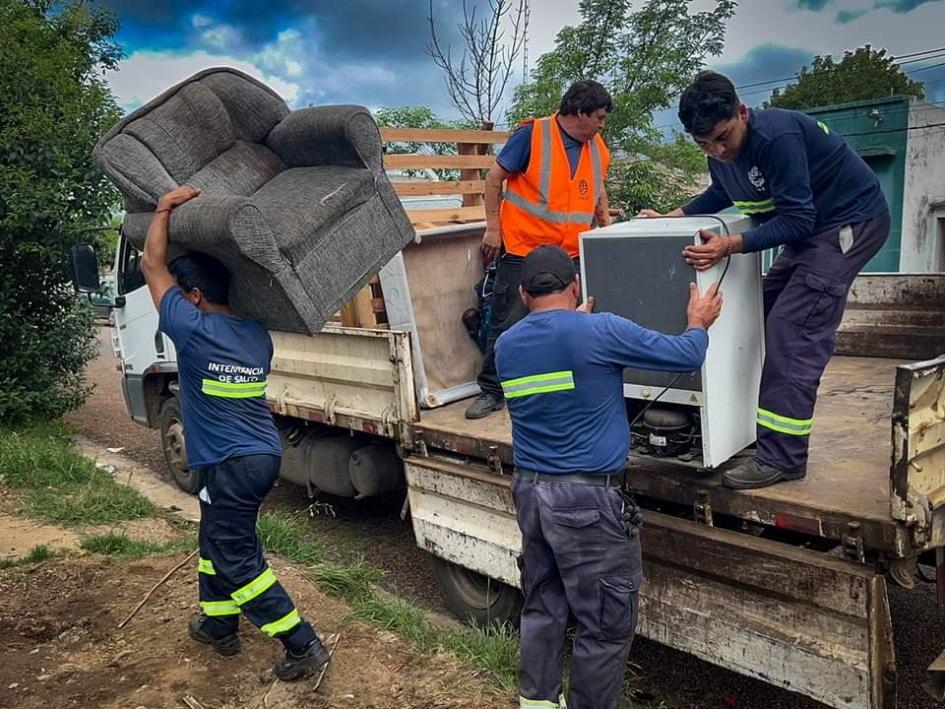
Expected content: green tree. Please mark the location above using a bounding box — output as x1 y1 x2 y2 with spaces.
767 45 925 110
507 0 735 155
0 0 123 423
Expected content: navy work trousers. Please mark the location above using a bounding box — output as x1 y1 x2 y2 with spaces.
197 453 316 651
758 211 890 471
512 473 643 709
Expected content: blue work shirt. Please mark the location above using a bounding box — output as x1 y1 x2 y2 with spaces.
159 287 282 469
497 119 585 177
684 107 888 252
495 309 708 474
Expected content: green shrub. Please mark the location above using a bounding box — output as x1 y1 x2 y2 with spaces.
0 0 123 424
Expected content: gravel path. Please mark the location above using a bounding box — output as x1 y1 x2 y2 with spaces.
69 327 945 708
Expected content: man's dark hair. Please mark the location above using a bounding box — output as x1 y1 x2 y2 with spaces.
168 253 231 305
678 71 740 136
559 80 613 117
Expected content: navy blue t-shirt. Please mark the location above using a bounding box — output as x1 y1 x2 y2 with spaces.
497 119 585 177
159 287 282 469
684 108 888 252
495 309 708 473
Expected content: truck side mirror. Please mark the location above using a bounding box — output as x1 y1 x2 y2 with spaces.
70 244 101 293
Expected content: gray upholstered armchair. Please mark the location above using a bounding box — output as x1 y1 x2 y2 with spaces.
93 67 414 333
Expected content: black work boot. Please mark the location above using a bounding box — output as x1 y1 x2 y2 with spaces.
721 458 806 490
188 615 240 656
465 391 505 420
274 637 331 681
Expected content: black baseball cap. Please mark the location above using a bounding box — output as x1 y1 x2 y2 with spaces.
521 245 577 295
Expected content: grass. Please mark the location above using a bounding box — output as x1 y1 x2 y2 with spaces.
79 532 195 559
257 510 520 692
0 423 154 525
0 543 69 569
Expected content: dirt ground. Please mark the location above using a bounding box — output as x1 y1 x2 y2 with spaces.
0 551 511 709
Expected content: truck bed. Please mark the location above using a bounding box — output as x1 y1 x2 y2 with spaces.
413 355 910 554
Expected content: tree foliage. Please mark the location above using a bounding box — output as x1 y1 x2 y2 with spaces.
767 45 925 110
507 0 735 154
0 0 123 423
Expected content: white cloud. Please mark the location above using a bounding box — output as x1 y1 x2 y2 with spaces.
696 0 945 65
200 24 241 51
107 50 301 112
191 14 213 29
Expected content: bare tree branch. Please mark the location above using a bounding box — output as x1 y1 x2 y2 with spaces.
427 0 527 124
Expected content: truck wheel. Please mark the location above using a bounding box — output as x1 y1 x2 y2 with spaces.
160 396 199 494
431 556 522 627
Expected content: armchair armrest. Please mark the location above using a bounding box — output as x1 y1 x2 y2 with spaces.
266 105 382 172
121 196 283 275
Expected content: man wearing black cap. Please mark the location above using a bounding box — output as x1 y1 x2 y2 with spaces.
496 245 721 709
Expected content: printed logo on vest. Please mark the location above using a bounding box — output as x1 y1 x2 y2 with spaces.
578 178 589 198
748 166 765 191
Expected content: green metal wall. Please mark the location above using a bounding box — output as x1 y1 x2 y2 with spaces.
807 96 909 272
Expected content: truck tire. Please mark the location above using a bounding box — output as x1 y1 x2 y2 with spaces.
159 396 200 495
431 556 522 627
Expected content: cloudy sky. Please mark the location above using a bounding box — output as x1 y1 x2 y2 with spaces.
104 0 945 131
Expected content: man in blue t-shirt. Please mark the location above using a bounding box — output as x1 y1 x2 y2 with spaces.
139 185 328 680
496 245 721 709
641 71 890 490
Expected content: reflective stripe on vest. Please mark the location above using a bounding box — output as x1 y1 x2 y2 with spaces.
201 378 267 399
198 557 216 575
501 370 575 399
231 567 277 606
260 608 302 637
757 407 812 436
733 198 775 215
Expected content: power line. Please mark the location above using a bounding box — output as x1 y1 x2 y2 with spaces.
910 60 945 74
894 46 945 61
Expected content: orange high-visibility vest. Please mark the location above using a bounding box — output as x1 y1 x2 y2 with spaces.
501 114 610 257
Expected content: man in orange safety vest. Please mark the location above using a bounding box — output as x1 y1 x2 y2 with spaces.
465 80 613 420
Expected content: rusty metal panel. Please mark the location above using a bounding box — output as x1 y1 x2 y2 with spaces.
891 354 945 549
267 326 417 439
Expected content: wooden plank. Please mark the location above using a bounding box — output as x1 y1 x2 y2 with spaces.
381 127 510 144
385 154 494 170
351 285 375 328
643 511 871 617
405 207 486 223
338 300 358 328
392 180 486 196
869 575 897 709
458 142 486 208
